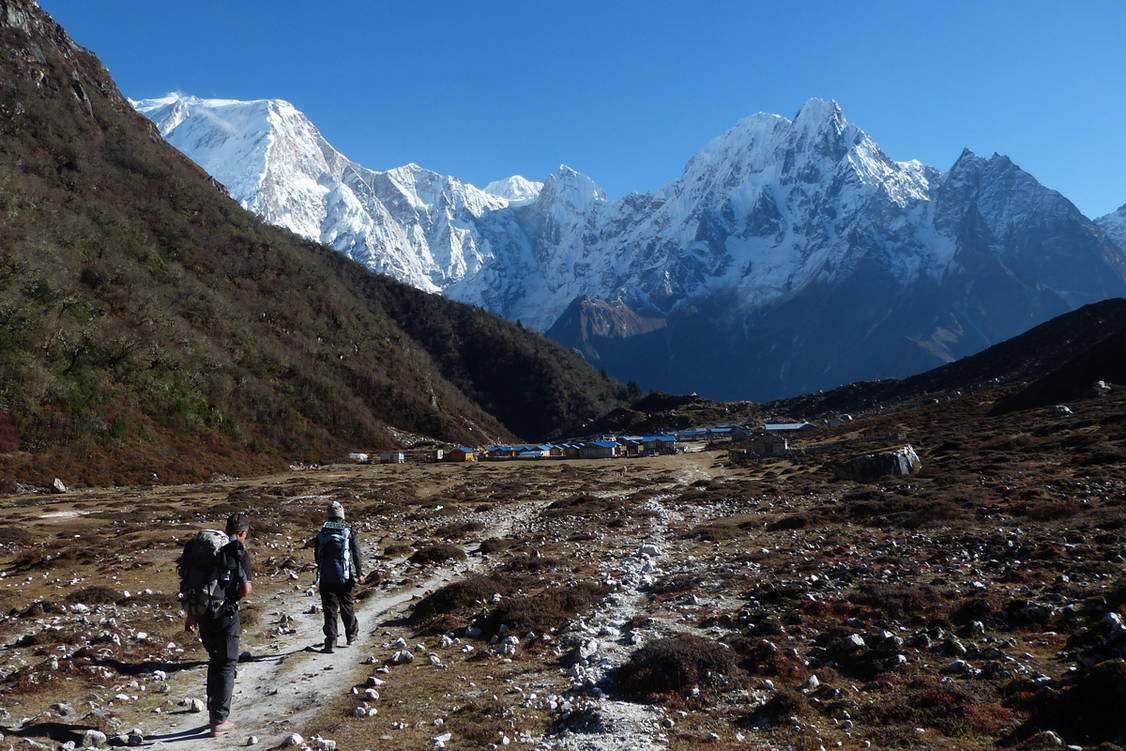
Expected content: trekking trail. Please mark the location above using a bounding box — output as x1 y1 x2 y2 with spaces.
141 499 547 749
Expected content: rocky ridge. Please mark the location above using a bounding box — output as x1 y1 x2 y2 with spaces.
134 94 1126 399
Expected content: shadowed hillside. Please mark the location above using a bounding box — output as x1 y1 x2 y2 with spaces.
0 1 622 487
771 298 1126 419
584 299 1126 436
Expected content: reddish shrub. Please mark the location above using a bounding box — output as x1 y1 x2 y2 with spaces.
617 634 743 702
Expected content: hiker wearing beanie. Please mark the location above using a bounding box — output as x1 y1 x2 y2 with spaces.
314 501 362 653
179 512 253 738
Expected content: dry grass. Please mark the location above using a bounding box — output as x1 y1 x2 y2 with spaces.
1 389 1125 750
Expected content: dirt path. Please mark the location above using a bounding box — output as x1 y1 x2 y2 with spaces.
533 494 678 751
144 499 547 749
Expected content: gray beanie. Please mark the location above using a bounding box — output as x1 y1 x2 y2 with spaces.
326 501 345 521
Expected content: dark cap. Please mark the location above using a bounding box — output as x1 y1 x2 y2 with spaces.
225 512 250 535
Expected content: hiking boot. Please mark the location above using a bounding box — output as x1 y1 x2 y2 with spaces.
209 720 234 738
346 633 356 646
323 638 335 654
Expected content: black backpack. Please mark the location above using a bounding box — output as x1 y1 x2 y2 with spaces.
178 529 242 619
317 522 352 585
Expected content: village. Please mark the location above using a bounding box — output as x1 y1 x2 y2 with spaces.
347 420 824 465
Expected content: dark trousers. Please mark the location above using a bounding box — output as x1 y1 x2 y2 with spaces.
198 612 240 724
320 581 357 643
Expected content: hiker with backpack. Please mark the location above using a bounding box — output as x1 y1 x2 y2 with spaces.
179 513 253 738
314 501 363 653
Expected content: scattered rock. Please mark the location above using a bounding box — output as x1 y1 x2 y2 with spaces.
836 445 921 482
81 730 107 748
388 649 414 665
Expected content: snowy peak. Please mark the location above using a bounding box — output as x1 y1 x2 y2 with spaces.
680 98 930 210
379 162 506 214
133 93 331 236
133 93 1126 400
132 93 510 292
791 97 847 140
535 164 606 212
484 175 543 203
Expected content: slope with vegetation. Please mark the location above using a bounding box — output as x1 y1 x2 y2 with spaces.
0 0 621 487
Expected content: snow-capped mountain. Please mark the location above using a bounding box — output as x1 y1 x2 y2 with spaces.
132 94 509 292
484 175 543 203
134 94 1126 399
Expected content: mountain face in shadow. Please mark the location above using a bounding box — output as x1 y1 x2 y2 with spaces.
0 1 622 486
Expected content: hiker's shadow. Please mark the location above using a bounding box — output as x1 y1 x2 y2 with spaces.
92 658 205 676
3 721 88 744
239 649 303 662
144 724 212 743
379 615 411 628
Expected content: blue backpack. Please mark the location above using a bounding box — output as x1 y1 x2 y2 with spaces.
317 522 352 585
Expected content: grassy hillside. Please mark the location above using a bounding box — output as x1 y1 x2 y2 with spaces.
0 2 622 487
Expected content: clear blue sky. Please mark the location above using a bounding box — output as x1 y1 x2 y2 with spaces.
40 0 1126 218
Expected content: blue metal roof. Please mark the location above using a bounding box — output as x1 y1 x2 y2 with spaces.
591 441 620 448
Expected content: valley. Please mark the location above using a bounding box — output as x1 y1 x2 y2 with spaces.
2 385 1123 750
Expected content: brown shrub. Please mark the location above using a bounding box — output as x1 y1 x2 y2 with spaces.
756 688 808 722
1023 500 1082 521
409 575 507 629
964 703 1016 734
543 494 612 517
1015 659 1126 745
692 522 742 541
860 680 976 736
477 582 608 637
434 521 485 539
726 636 804 680
477 538 511 554
767 514 810 531
950 596 1001 625
13 599 66 618
408 544 467 565
500 555 560 574
616 634 743 702
0 526 34 545
848 583 945 620
65 585 120 604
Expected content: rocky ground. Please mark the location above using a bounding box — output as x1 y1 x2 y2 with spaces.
1 385 1124 751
